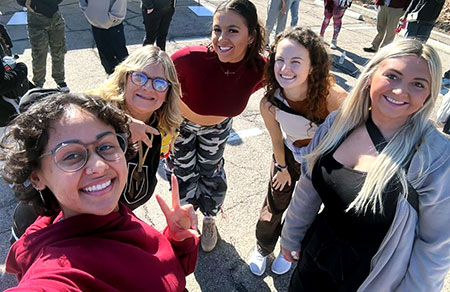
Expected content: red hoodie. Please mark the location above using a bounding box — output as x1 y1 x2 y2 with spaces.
5 203 199 292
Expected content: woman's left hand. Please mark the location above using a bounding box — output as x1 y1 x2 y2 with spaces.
156 175 200 242
129 116 160 147
272 169 291 191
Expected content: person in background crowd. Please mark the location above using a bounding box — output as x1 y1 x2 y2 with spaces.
402 0 444 42
169 0 266 252
265 0 291 48
281 39 449 291
437 90 450 134
0 15 30 127
249 27 346 276
320 0 352 49
141 0 176 51
0 58 28 127
16 0 69 92
1 93 199 292
78 0 129 75
289 0 300 27
363 0 411 53
0 10 13 56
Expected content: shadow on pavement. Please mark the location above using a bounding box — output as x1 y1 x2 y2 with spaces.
272 265 294 292
333 74 352 92
330 47 370 81
195 239 272 292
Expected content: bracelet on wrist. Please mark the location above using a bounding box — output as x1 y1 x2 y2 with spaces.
274 162 288 172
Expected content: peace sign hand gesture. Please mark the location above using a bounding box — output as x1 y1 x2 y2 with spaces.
156 175 200 242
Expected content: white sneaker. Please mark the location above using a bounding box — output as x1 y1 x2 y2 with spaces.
57 82 70 93
249 247 267 276
271 253 292 275
330 40 337 49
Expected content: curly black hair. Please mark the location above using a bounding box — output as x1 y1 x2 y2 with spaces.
264 27 334 123
0 93 134 216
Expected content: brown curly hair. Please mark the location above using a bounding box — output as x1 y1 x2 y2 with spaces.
0 93 135 216
264 27 334 123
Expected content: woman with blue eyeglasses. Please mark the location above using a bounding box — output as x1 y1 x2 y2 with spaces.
92 45 183 210
1 93 199 291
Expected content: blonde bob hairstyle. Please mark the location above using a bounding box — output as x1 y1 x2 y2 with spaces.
306 39 442 215
91 45 182 137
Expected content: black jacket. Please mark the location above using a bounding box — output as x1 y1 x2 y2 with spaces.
17 0 63 18
141 0 174 11
0 62 30 126
0 24 13 53
0 62 29 97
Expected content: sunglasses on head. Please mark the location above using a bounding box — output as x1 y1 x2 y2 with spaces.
129 71 171 92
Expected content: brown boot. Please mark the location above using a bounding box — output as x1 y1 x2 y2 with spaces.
201 217 218 252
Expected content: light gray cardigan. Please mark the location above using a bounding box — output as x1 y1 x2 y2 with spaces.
281 112 450 291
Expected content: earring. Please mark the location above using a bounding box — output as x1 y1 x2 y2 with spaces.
34 185 47 206
39 190 47 206
38 190 48 206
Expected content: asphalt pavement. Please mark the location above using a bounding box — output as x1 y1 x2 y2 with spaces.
0 0 449 291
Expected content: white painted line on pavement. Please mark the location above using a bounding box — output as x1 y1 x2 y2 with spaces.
188 6 214 16
228 128 263 142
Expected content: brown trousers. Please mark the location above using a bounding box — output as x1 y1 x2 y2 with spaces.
255 144 301 256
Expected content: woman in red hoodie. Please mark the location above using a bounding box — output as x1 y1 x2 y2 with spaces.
1 93 199 292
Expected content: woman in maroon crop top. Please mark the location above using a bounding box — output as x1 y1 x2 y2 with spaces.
169 0 266 252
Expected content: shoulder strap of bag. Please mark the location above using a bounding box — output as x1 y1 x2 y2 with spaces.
365 112 419 213
272 96 303 116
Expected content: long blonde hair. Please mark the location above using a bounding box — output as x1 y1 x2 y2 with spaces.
306 39 442 214
91 45 182 137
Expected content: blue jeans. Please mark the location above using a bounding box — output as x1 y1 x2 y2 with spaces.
404 22 434 42
290 0 300 27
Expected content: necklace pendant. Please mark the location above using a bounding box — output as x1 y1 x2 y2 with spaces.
224 70 235 76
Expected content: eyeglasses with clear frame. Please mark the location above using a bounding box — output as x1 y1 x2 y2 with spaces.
129 71 171 92
39 132 128 173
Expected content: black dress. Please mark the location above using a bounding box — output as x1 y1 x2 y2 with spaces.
289 141 399 292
